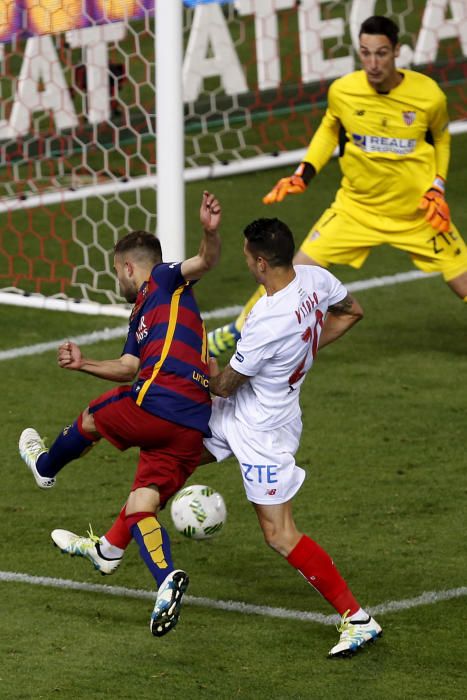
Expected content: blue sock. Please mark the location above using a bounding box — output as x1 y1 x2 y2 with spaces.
127 512 174 587
36 420 95 478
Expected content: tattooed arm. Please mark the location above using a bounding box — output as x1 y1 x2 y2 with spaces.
318 294 364 349
208 358 250 398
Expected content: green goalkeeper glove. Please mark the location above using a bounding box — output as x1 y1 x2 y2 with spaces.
419 176 451 233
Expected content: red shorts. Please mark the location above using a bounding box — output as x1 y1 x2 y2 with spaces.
89 386 203 506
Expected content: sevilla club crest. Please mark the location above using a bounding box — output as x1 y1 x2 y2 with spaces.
402 111 416 126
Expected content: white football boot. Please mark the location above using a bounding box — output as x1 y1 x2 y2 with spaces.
329 611 382 658
51 528 122 575
19 428 55 489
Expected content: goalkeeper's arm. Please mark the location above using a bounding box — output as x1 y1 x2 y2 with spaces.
262 161 316 204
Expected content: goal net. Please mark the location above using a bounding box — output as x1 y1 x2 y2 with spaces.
0 0 466 310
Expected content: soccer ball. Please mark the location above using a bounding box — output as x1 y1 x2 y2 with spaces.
170 484 227 540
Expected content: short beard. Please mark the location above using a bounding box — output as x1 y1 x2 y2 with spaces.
120 283 137 304
124 290 137 304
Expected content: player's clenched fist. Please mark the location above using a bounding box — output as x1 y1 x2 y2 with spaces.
263 174 307 204
57 341 82 371
418 177 451 233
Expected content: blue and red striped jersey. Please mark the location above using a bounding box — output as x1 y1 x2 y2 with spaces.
123 262 211 436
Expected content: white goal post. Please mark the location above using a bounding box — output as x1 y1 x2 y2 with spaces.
0 0 465 313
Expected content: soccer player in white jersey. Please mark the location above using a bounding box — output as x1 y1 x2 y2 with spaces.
205 217 381 658
209 14 467 356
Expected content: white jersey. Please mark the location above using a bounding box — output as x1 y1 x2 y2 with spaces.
229 265 347 430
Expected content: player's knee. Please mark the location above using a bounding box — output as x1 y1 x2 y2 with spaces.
445 270 467 299
293 248 322 266
126 485 161 515
81 408 97 434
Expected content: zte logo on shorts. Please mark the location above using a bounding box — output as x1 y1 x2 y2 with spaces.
241 463 278 483
235 351 244 363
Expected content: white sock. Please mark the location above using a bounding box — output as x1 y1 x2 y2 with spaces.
99 536 124 559
349 608 370 623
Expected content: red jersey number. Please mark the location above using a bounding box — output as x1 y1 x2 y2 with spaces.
288 309 324 388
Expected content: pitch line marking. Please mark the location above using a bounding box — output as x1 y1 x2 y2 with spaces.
0 571 465 626
0 270 439 363
0 326 129 362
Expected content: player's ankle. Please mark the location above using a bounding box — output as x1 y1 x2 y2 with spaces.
99 536 125 559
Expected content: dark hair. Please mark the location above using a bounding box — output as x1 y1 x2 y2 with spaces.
114 230 163 264
359 16 399 47
243 218 295 268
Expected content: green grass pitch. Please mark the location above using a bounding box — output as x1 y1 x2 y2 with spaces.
1 135 467 699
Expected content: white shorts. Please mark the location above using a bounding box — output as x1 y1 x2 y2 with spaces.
204 397 306 505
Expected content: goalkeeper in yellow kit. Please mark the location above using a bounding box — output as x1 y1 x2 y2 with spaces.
209 15 467 357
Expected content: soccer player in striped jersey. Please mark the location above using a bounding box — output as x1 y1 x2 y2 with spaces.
19 191 222 637
208 15 467 356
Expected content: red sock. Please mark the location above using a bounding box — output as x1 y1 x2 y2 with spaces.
287 535 359 616
104 505 132 550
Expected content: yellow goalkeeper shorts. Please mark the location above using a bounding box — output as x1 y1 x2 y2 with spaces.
300 199 467 282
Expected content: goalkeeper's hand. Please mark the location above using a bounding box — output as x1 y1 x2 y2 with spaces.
418 177 451 233
263 174 307 204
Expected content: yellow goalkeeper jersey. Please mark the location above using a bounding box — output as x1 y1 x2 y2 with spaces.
303 69 450 219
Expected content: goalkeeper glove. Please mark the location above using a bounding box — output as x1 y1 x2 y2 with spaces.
419 176 451 233
263 173 307 204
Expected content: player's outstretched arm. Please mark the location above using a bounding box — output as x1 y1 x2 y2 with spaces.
318 294 364 349
418 176 451 233
58 341 139 382
181 191 222 281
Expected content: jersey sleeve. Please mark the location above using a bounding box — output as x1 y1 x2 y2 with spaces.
229 317 277 377
152 262 187 292
323 269 348 306
302 81 341 174
122 319 140 358
427 85 450 180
